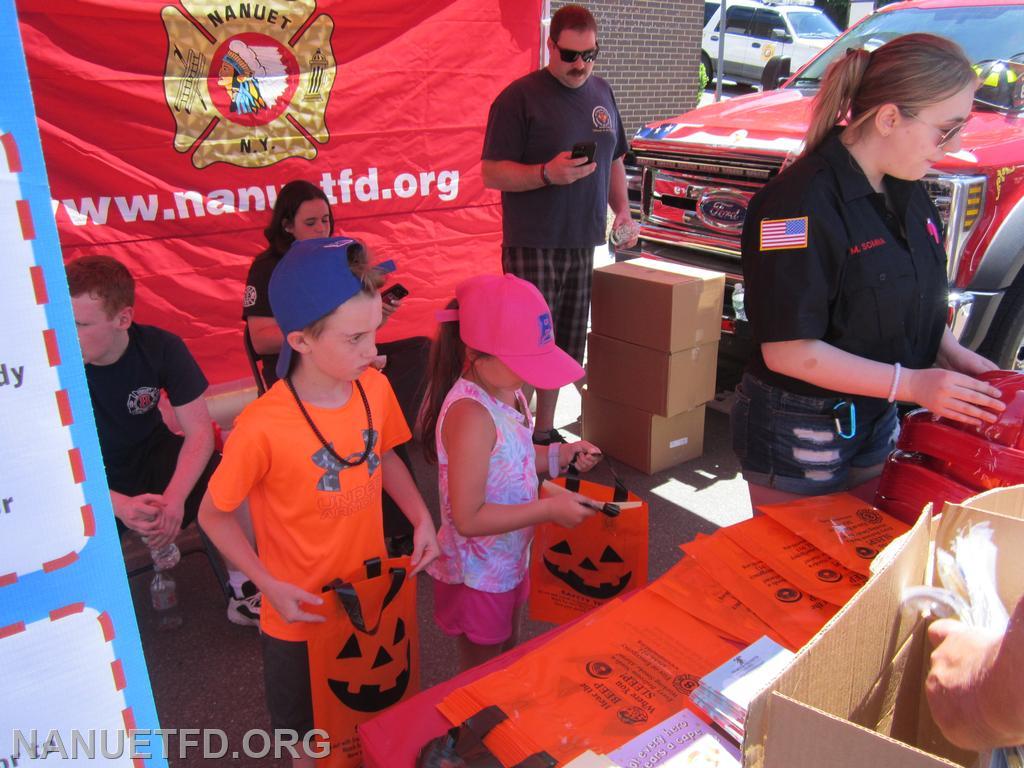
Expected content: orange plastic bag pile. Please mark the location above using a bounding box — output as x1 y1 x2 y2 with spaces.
721 515 866 606
439 588 736 766
680 533 838 651
757 492 910 575
306 556 419 767
529 475 648 624
650 556 776 647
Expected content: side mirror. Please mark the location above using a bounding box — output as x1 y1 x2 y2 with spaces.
761 56 792 91
771 29 793 43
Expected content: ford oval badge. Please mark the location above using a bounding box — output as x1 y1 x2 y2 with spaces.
697 191 747 233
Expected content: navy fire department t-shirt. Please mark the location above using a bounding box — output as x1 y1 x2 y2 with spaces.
85 323 208 485
482 69 628 249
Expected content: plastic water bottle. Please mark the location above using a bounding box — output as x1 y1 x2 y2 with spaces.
149 541 181 571
731 283 747 322
610 219 640 248
147 542 183 631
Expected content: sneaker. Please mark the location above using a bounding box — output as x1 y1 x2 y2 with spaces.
227 580 261 627
532 428 568 446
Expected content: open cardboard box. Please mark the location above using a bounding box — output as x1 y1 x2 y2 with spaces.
742 486 1024 768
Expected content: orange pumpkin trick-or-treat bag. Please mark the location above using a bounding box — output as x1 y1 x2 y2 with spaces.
721 516 867 607
680 533 838 651
439 588 737 766
757 492 911 576
306 556 419 768
529 473 648 624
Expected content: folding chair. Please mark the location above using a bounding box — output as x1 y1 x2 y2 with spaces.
243 324 268 396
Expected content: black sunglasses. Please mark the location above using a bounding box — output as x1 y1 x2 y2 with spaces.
554 42 599 63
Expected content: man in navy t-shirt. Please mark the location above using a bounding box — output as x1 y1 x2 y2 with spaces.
482 3 636 444
67 255 260 626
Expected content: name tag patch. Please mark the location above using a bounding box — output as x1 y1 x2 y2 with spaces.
848 237 886 256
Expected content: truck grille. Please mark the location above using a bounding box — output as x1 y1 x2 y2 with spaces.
635 149 786 258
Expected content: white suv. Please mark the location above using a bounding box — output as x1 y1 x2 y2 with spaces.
702 0 839 85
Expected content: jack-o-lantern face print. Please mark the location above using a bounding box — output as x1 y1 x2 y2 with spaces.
324 566 412 713
327 616 411 713
543 538 632 599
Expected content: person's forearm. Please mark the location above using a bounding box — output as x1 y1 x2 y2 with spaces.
381 450 432 530
762 339 908 400
162 428 214 507
248 317 284 355
608 158 630 218
980 601 1024 746
936 326 960 367
453 497 555 538
198 494 272 589
481 159 545 192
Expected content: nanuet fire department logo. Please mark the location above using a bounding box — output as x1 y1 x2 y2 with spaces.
161 1 335 168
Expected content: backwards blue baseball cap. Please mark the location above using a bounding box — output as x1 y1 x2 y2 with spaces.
269 236 362 381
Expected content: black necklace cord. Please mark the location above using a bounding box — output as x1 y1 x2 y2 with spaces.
285 376 373 467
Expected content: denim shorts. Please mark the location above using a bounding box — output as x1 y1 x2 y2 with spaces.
731 373 899 495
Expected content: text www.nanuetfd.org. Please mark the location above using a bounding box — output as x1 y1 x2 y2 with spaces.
55 167 461 226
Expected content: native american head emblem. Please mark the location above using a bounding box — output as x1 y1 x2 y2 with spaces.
161 0 335 168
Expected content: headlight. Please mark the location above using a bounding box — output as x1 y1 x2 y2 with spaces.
921 174 986 286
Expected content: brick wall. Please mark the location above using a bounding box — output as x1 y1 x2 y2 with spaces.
551 0 704 138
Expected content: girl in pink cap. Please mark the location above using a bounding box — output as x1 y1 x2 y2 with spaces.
420 273 603 670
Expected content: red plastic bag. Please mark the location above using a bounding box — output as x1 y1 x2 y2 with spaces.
874 451 975 524
899 410 1024 491
938 369 1024 448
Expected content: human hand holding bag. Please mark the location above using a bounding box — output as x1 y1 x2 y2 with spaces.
529 458 649 624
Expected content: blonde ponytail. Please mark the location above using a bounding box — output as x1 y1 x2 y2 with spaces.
802 34 976 157
804 48 870 156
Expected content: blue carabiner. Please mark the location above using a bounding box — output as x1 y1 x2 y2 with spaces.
833 400 857 440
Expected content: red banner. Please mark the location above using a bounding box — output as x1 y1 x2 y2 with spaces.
17 0 541 383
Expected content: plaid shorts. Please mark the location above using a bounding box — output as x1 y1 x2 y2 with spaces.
501 246 595 365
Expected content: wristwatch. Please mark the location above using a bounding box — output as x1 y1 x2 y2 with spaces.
540 163 553 187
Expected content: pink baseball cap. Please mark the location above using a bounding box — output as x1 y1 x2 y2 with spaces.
438 274 584 390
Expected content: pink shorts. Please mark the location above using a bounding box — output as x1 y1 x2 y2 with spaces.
433 575 529 646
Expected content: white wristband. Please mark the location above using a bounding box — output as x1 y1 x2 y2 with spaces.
887 362 902 403
548 443 561 479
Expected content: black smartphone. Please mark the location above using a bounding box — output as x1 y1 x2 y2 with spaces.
380 283 409 305
571 141 597 164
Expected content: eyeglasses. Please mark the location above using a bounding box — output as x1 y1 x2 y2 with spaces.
554 42 599 63
902 110 969 148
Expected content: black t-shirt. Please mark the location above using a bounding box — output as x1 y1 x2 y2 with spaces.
482 69 628 248
86 324 208 484
242 248 281 385
742 132 948 417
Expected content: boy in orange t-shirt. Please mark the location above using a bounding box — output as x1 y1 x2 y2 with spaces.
199 237 439 766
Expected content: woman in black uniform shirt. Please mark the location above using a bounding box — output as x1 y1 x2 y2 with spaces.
733 34 1004 506
242 180 399 386
243 180 336 386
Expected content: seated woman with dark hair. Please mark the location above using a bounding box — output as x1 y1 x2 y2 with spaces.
243 179 399 387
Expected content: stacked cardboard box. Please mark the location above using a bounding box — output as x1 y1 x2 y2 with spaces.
584 257 725 474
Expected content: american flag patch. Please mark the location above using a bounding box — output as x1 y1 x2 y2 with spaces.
760 216 808 251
